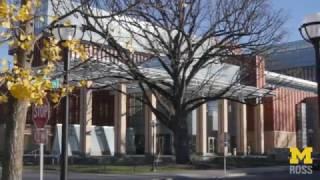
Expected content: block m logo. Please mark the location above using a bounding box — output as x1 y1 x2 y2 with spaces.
289 147 313 165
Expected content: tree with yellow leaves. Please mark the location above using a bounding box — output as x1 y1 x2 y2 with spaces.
0 0 138 178
0 0 90 179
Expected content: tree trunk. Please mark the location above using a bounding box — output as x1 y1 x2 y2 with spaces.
1 99 29 180
173 115 190 164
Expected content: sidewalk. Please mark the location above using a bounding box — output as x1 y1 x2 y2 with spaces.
1 165 290 180
141 166 289 179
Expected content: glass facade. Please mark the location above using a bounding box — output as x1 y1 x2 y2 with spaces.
266 40 316 82
92 90 114 126
207 101 219 153
187 110 196 153
228 101 237 154
127 93 145 154
155 101 174 155
273 66 316 82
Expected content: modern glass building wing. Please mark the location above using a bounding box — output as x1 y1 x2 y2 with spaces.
266 40 316 81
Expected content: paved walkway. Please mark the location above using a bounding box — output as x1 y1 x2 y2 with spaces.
4 166 320 179
142 166 289 178
20 166 291 180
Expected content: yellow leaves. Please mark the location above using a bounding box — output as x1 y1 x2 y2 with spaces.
0 0 42 30
15 1 32 22
49 85 74 104
34 77 52 89
47 62 55 69
79 80 87 87
7 67 32 100
1 50 76 106
0 2 13 28
0 0 40 29
17 34 34 50
49 15 59 21
0 21 11 28
12 66 21 74
0 94 8 103
12 66 31 79
30 78 51 105
50 92 60 103
63 19 72 26
41 62 55 75
41 38 62 62
6 64 76 106
76 45 89 60
6 80 12 89
8 32 35 51
61 86 74 95
62 40 88 61
9 81 33 100
43 79 53 89
0 1 88 107
58 85 72 98
0 59 8 72
34 0 42 8
79 80 93 88
0 2 10 19
20 34 27 40
3 63 81 106
6 66 52 105
62 40 79 50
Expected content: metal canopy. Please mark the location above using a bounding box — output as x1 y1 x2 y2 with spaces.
53 58 273 100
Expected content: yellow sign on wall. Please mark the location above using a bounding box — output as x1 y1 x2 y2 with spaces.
289 147 313 165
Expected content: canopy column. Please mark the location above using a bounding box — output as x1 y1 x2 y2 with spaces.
114 83 127 155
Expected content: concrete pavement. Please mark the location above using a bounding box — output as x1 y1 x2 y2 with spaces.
3 166 320 179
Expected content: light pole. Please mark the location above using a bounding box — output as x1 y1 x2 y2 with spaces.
51 21 84 180
299 13 320 128
308 129 314 146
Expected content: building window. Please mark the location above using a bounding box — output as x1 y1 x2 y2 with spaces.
127 93 145 154
50 90 80 125
69 91 80 124
128 93 144 128
92 90 114 126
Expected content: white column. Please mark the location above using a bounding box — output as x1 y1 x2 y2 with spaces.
144 93 157 155
196 103 207 155
80 88 92 155
254 103 264 154
236 103 247 155
114 83 127 155
297 103 307 148
218 99 228 154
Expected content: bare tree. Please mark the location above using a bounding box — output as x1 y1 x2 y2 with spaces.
51 0 285 163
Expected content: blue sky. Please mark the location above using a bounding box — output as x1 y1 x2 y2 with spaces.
1 0 320 68
272 0 320 42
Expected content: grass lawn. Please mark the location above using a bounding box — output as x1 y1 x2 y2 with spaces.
205 156 287 169
23 156 288 174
